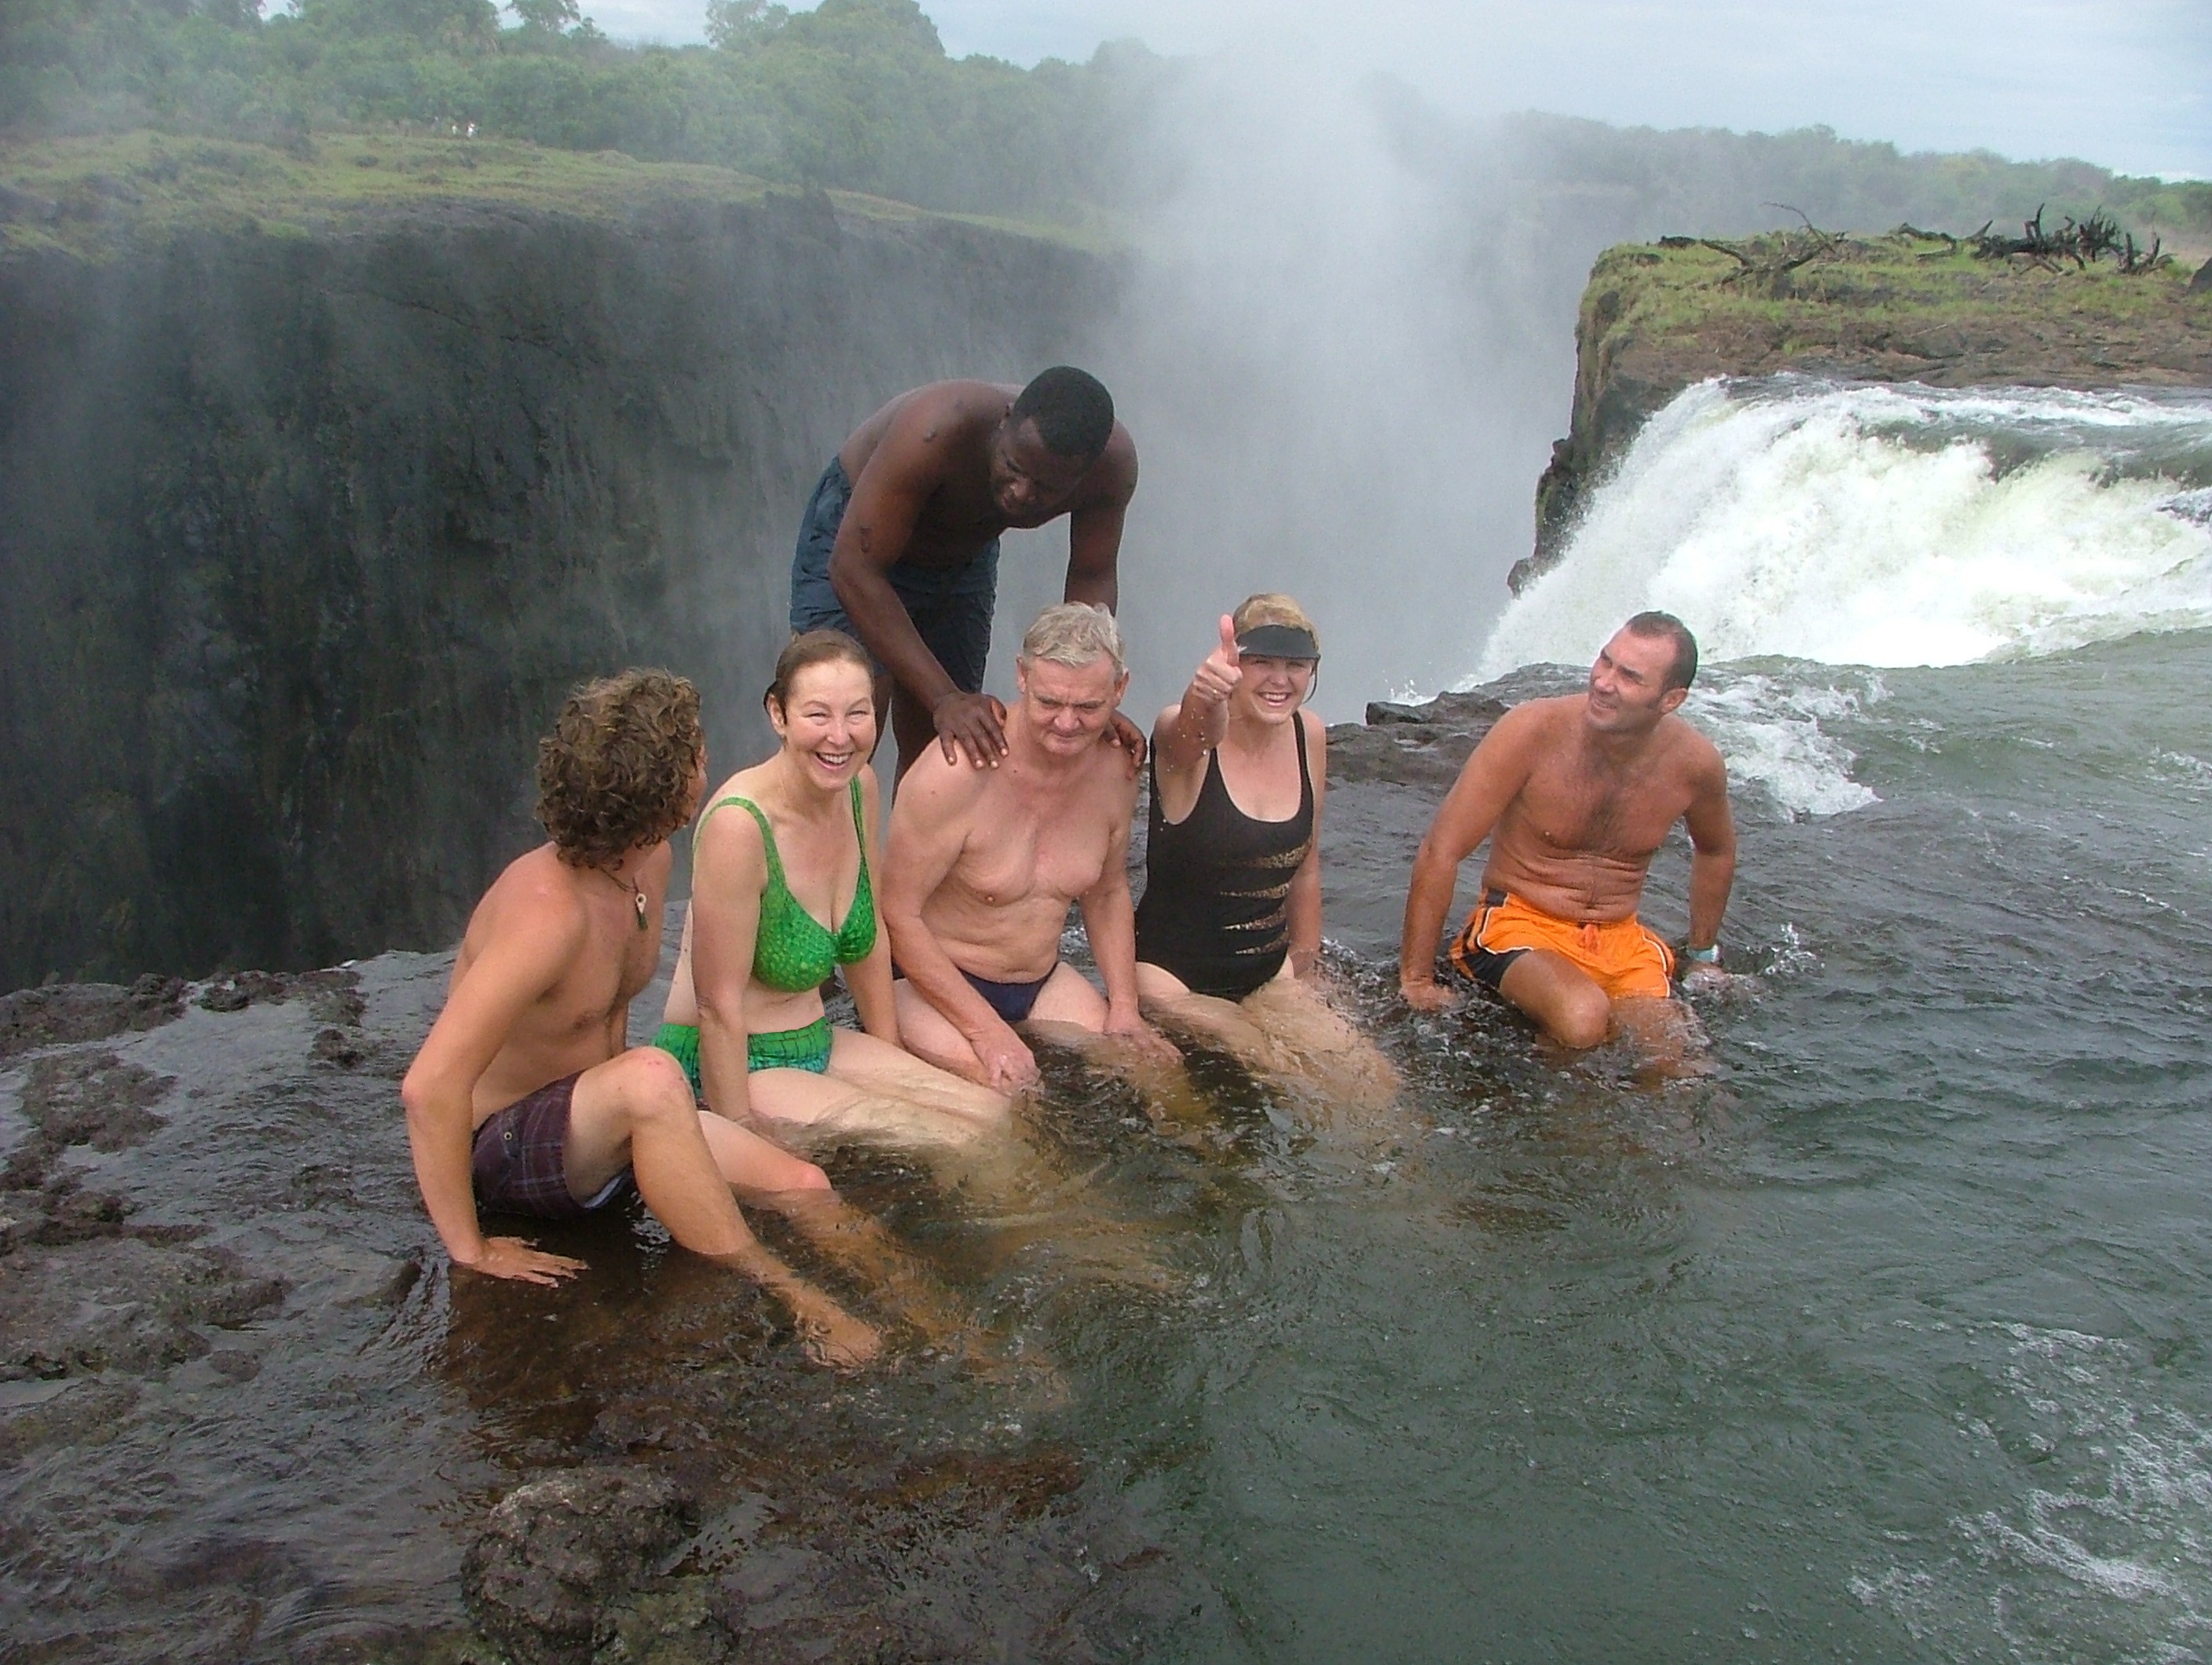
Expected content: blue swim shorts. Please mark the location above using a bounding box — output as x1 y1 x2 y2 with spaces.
787 456 1000 696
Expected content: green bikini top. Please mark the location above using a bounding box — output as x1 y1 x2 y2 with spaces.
700 779 877 992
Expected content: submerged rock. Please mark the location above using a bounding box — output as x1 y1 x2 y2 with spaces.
464 1467 699 1665
0 1235 284 1378
0 975 185 1059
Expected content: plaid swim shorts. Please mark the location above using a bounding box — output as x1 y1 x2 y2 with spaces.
469 1073 635 1220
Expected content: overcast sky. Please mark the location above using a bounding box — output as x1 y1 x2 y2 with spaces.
576 0 2210 178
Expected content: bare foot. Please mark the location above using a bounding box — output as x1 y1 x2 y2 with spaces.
800 1310 884 1370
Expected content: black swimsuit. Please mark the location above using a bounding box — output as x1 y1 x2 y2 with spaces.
1135 727 1315 1001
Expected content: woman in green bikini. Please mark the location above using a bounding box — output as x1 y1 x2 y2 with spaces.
656 631 1009 1149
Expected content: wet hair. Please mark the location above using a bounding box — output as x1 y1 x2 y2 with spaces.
1020 602 1126 676
1232 592 1321 656
1009 366 1115 459
766 628 872 719
536 668 703 868
1624 610 1698 692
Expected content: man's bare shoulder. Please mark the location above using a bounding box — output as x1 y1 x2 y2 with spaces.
1471 696 1577 756
1078 737 1143 809
1076 423 1138 505
892 381 1011 442
462 847 592 966
893 743 995 824
1660 711 1729 781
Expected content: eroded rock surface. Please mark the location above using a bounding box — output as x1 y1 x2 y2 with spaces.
0 947 1220 1663
465 1467 698 1665
0 975 185 1059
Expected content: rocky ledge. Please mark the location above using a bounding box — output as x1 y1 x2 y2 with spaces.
1515 226 2212 591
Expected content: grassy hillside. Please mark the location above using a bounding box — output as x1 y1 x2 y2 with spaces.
1578 227 2209 387
0 128 1118 261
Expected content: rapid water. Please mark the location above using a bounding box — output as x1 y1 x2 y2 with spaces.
1484 378 2212 678
6 379 2212 1661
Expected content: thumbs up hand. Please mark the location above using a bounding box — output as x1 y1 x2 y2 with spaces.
1191 614 1243 708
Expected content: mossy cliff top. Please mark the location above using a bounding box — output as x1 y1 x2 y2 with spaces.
1518 226 2212 589
0 130 1119 262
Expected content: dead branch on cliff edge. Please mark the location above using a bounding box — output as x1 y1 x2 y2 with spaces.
1692 205 1849 295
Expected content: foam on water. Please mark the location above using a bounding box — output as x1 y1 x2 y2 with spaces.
1683 669 1883 819
1479 379 2212 677
1851 1324 2212 1660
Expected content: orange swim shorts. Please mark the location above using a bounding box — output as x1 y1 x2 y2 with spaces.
1449 890 1676 1001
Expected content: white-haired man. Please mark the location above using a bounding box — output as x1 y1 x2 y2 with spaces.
884 603 1178 1089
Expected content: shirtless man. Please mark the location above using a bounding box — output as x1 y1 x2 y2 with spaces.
399 670 880 1367
788 368 1144 778
882 603 1177 1091
1397 613 1738 1049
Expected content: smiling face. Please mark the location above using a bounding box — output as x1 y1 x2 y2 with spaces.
1586 627 1689 735
987 416 1095 522
769 658 877 789
1015 653 1128 756
1231 653 1316 726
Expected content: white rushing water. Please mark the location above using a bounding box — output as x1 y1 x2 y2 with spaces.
1463 378 2212 819
1479 379 2212 677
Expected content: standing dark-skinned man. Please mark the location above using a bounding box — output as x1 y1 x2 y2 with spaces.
788 367 1144 778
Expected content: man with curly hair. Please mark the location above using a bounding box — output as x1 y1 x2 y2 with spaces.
401 669 881 1367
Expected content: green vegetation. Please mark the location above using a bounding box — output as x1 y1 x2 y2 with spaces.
0 126 1124 259
0 129 760 255
1489 114 2212 250
4 0 2207 254
1577 228 2208 381
0 0 1170 223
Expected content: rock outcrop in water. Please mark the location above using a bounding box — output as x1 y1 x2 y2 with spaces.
0 145 1115 989
1514 229 2212 591
0 949 1217 1660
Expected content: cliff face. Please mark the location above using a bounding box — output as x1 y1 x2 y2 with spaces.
0 182 1114 987
1514 234 2212 591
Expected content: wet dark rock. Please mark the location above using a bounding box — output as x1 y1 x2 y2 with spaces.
0 1235 286 1378
3 1054 175 1230
1 198 1110 989
311 1025 368 1067
0 975 185 1058
30 1180 137 1244
145 1532 317 1601
0 1380 141 1464
464 1466 699 1665
1359 692 1511 729
13 1049 174 1156
196 965 364 1024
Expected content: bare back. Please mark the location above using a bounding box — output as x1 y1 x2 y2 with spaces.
892 735 1138 982
838 380 1135 571
1483 697 1723 922
449 843 672 1122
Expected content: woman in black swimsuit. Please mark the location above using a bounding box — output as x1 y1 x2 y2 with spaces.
1135 595 1397 1113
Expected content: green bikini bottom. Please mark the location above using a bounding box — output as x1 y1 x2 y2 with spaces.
653 1018 833 1092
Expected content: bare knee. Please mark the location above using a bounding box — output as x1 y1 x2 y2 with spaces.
610 1047 698 1125
1549 992 1613 1050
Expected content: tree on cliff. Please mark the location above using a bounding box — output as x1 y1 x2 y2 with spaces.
507 0 580 32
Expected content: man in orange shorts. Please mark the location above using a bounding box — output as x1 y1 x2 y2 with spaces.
1397 613 1737 1049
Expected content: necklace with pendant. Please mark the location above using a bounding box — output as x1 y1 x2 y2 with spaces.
606 866 649 931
